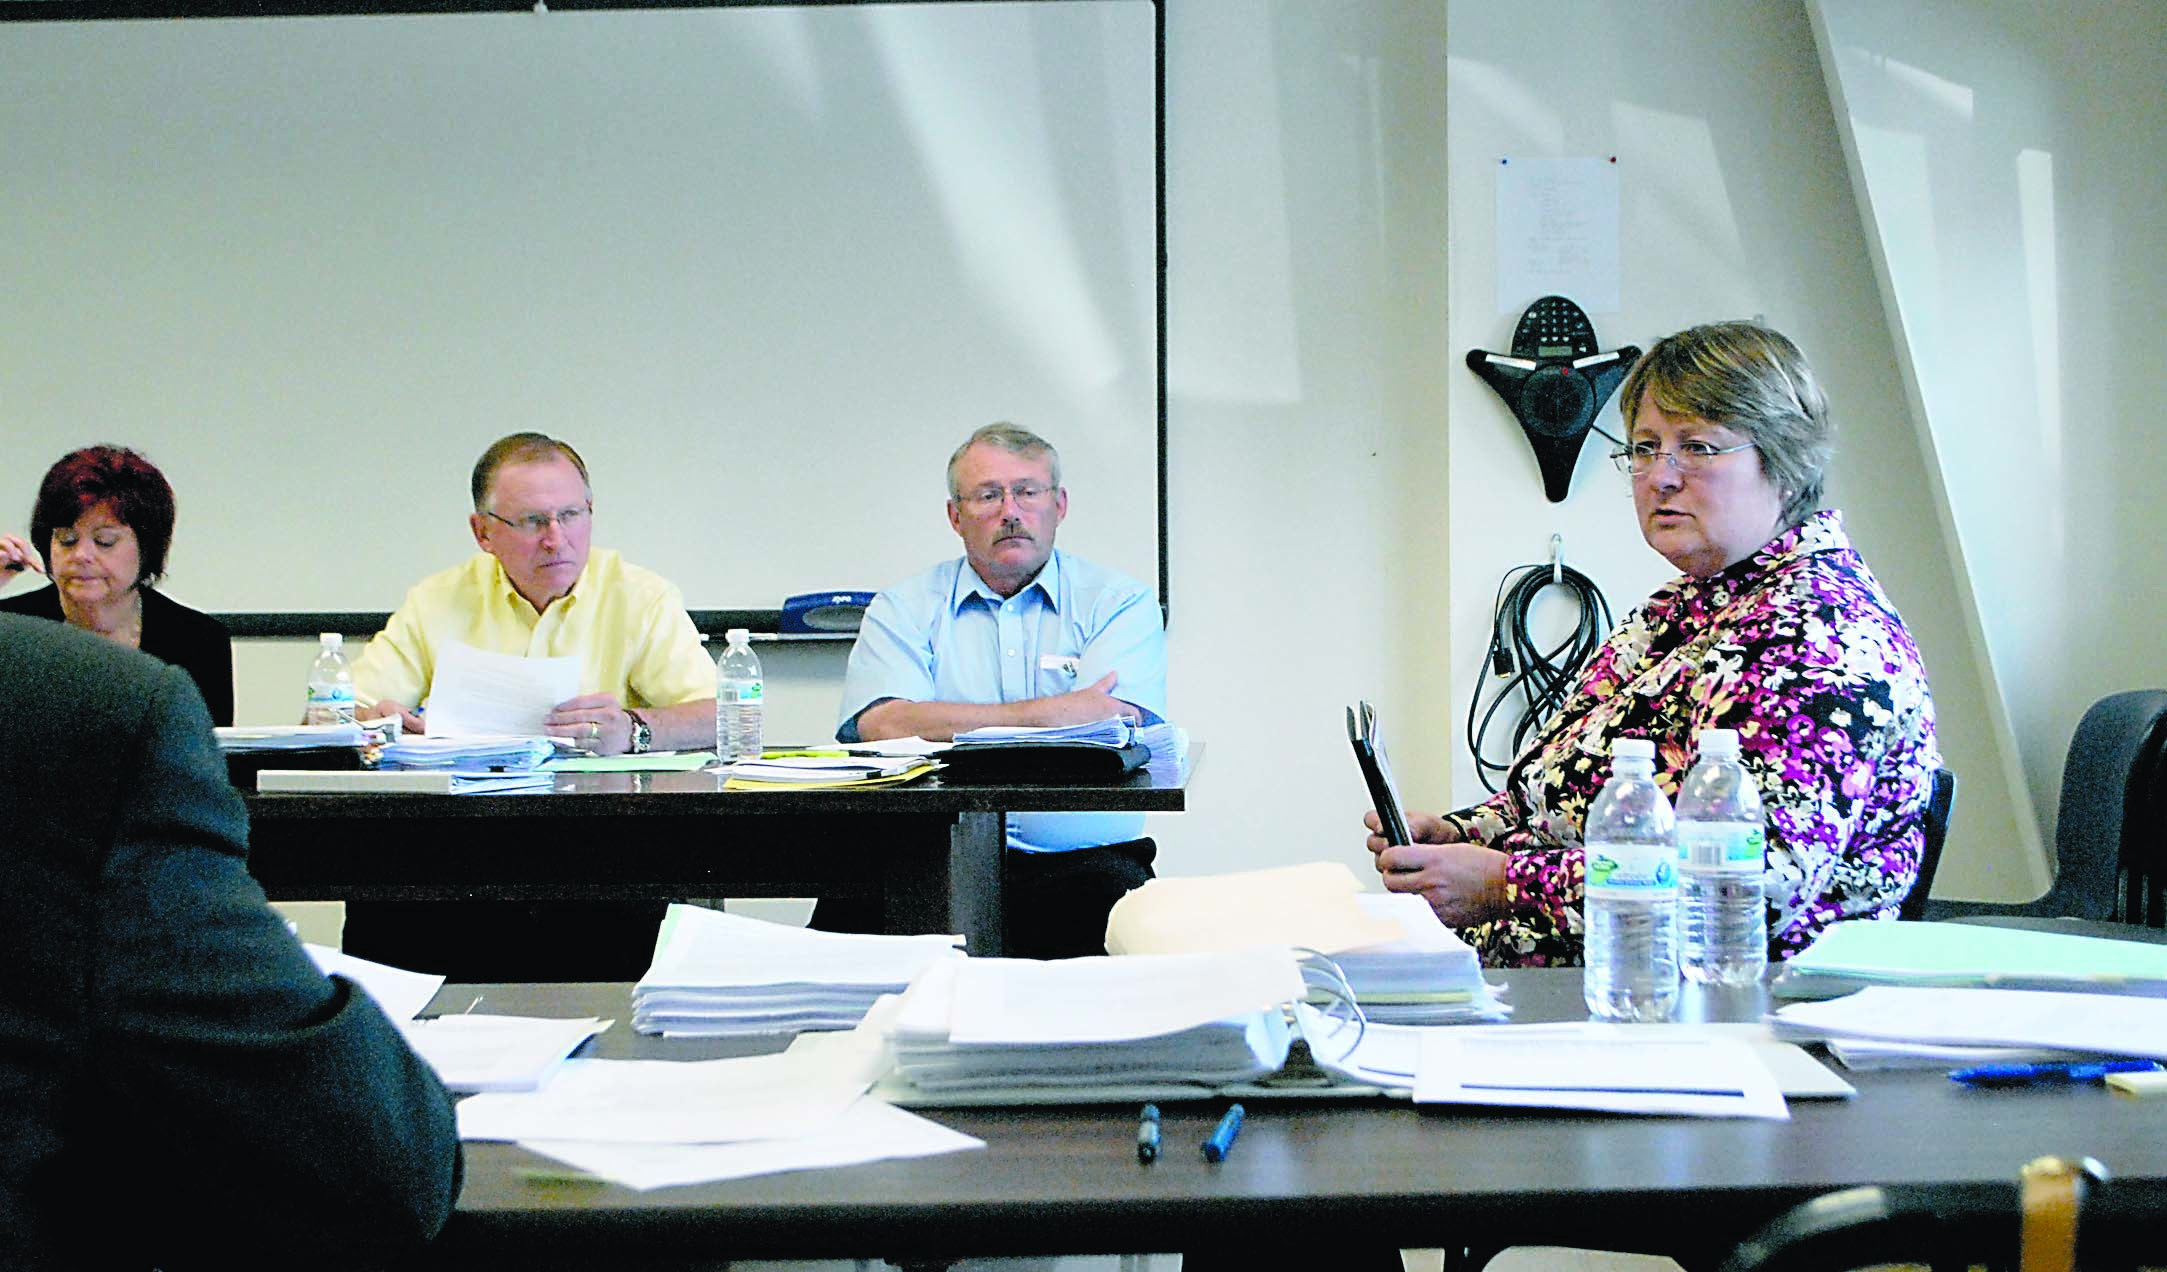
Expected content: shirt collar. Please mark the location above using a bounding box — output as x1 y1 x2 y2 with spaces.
486 552 595 619
950 549 1061 614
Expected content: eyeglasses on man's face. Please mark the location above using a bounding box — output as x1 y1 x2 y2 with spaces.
1611 439 1757 477
483 504 592 537
955 483 1055 513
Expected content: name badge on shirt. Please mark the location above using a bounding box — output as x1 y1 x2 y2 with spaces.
1040 654 1081 678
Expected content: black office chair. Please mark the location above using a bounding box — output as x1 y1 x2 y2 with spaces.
1899 767 1958 922
1926 690 2167 926
1718 1157 2140 1272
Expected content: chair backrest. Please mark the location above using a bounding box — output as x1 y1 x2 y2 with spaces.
1899 767 1957 922
2122 701 2167 927
1718 1157 2120 1272
2054 690 2167 923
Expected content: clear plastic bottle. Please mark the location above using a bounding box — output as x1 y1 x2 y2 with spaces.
1677 727 1769 985
715 628 765 762
303 631 356 726
1582 738 1680 1021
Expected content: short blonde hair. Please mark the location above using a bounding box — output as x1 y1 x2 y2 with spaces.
1619 322 1832 529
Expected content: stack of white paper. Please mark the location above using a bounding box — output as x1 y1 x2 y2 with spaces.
217 723 367 750
1103 864 1507 1024
633 904 965 1037
886 948 1303 1093
1335 892 1507 1024
1772 985 2167 1061
378 734 564 770
953 716 1137 747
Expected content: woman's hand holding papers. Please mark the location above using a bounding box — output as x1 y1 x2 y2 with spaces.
1364 810 1509 929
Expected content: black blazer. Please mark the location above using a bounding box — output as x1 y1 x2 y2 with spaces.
0 615 461 1270
0 583 235 726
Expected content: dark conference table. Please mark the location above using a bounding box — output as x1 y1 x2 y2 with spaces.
244 750 1195 958
421 969 2167 1269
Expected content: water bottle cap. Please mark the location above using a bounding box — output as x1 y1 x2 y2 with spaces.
319 632 343 648
725 627 751 645
1697 728 1740 757
1612 738 1655 761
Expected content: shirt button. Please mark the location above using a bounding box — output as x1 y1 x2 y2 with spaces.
1006 649 1017 657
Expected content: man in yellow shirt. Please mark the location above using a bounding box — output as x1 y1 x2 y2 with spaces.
355 432 715 755
346 432 715 980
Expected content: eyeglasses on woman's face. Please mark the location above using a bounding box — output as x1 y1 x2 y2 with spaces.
1611 438 1757 477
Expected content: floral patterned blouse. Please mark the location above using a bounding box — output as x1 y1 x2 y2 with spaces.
1448 509 1940 967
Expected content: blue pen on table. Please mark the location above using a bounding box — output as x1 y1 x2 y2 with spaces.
1136 1103 1161 1163
1201 1103 1245 1163
1948 1059 2163 1088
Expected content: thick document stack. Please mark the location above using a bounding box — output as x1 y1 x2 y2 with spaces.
1335 892 1502 1024
884 947 1303 1095
632 904 964 1037
934 717 1179 782
1104 862 1508 1024
723 754 940 791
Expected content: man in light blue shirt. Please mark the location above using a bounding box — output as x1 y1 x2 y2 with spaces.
830 423 1167 955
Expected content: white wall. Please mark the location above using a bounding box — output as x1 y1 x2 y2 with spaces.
154 0 2150 906
1442 0 2030 901
1812 0 2167 898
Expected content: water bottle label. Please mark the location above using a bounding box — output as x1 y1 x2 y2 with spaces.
1585 840 1678 897
723 682 764 704
1679 823 1764 871
307 684 355 707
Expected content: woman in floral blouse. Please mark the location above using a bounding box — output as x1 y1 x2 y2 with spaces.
1368 321 1939 966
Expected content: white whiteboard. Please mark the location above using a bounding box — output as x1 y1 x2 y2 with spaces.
0 1 1161 621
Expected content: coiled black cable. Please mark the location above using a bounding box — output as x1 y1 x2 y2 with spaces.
1465 558 1614 793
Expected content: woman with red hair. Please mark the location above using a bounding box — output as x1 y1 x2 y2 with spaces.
1 445 233 725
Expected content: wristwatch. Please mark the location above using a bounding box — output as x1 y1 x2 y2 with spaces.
626 709 652 754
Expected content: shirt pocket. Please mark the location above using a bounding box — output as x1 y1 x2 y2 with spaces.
1034 649 1084 697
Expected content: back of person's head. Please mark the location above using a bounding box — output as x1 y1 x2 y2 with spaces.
470 432 591 511
946 422 1062 497
29 444 178 585
1620 321 1833 529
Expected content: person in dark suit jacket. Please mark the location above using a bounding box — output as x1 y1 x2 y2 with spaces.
0 614 462 1270
0 443 234 725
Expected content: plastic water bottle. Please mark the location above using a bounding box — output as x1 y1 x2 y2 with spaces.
1582 738 1680 1021
715 627 765 762
303 632 356 726
1677 728 1769 985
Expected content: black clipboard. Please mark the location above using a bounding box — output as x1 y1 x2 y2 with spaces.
1347 700 1412 846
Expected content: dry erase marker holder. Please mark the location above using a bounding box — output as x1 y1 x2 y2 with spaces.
780 591 876 634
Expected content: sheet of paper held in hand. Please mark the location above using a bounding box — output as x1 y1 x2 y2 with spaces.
1415 1033 1790 1120
422 641 581 739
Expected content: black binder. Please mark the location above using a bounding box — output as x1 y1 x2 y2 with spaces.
933 739 1150 783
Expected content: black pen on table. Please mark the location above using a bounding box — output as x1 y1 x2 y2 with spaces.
1201 1103 1245 1163
1136 1103 1161 1163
